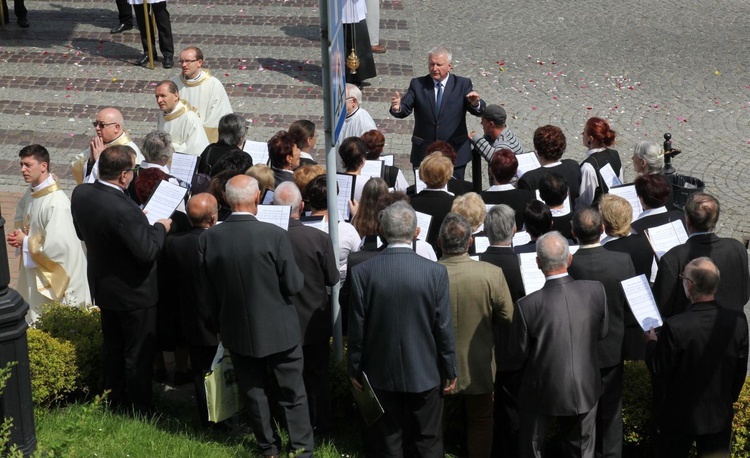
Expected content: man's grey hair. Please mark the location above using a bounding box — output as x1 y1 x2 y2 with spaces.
218 113 248 146
345 83 362 103
141 131 174 163
428 45 453 64
439 212 472 255
379 201 417 244
536 231 570 273
225 176 259 208
273 181 303 216
484 204 516 244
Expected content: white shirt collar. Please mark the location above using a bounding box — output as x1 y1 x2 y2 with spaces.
434 74 450 87
186 70 204 83
545 273 569 280
139 161 170 174
387 243 412 249
31 175 55 192
585 147 606 156
486 184 515 191
634 206 667 221
97 179 126 192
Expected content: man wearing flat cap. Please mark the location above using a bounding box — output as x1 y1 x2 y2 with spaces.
470 104 529 161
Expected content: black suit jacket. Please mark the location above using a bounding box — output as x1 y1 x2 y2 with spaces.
348 247 457 393
517 159 582 207
287 218 339 346
630 208 685 235
646 300 748 434
390 73 485 167
409 190 456 251
603 233 653 280
653 233 750 318
481 189 535 230
569 246 636 367
198 214 304 358
513 276 608 415
163 227 218 346
71 182 167 311
406 177 473 197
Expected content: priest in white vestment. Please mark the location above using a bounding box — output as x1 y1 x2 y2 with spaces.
8 145 90 324
71 107 143 184
172 46 233 143
155 80 209 156
337 83 377 148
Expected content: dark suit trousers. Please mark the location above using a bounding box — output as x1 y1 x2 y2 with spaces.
656 427 731 458
596 364 623 458
100 306 157 414
1 0 26 19
189 344 218 426
493 370 521 457
133 2 174 58
368 386 444 458
232 344 314 457
303 342 332 434
520 404 598 458
115 0 133 26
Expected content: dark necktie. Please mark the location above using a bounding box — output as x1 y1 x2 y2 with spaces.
435 82 443 113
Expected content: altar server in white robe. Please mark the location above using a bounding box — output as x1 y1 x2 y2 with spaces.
71 107 144 184
155 80 209 156
172 46 233 143
8 145 90 324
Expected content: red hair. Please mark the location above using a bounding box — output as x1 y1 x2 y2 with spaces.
585 117 616 147
425 140 457 165
489 148 518 184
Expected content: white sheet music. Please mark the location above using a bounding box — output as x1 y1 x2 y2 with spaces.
535 189 571 215
608 184 643 217
379 155 394 166
621 274 663 331
516 152 541 177
170 152 198 184
599 163 622 188
415 211 432 241
513 231 531 246
645 221 688 260
262 189 275 205
143 180 187 225
474 236 490 254
336 174 355 222
519 252 546 294
415 169 427 194
243 140 270 166
361 160 384 178
255 205 291 230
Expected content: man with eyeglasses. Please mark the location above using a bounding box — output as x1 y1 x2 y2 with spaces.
646 257 748 457
71 107 143 184
155 80 209 157
7 144 90 324
172 46 233 144
71 145 172 415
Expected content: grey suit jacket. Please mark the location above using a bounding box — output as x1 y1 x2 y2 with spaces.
514 275 608 416
198 213 304 358
348 247 457 393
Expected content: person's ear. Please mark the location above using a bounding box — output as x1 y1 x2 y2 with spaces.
414 226 421 240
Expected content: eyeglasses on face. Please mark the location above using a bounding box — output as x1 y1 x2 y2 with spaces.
178 59 199 64
679 274 694 283
92 121 117 128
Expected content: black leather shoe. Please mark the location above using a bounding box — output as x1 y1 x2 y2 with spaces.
136 54 157 66
162 56 174 69
17 17 29 28
110 23 133 34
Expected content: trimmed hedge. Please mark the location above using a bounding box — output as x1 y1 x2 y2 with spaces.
27 328 78 405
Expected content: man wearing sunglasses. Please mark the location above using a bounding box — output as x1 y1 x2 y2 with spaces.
71 107 143 184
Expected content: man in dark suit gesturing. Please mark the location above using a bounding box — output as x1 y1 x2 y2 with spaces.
646 257 748 457
199 175 313 457
71 145 172 414
390 46 485 179
348 201 457 457
513 231 608 458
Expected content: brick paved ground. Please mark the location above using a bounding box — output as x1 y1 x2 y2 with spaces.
0 0 748 285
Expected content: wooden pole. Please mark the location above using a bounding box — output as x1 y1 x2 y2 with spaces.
0 1 6 32
142 1 155 70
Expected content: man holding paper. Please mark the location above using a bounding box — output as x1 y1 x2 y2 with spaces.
71 145 172 414
646 257 748 457
653 192 750 318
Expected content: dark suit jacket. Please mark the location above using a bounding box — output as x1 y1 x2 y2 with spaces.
517 159 582 206
513 275 608 416
646 300 748 434
348 247 457 393
287 218 339 346
163 227 218 347
603 233 653 280
409 190 455 251
391 73 485 167
653 233 750 318
198 214 304 358
630 208 685 235
569 246 636 367
481 188 535 230
71 181 167 311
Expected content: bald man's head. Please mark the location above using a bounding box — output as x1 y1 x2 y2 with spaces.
187 193 218 228
95 107 125 143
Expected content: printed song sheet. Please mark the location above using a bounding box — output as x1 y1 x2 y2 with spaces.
519 252 545 294
516 152 541 177
621 274 663 331
143 180 188 225
361 160 384 178
609 184 644 217
170 152 198 184
336 174 356 222
415 169 427 194
255 205 291 230
599 163 622 188
415 211 432 241
243 140 270 166
379 155 394 166
474 236 490 254
645 221 688 260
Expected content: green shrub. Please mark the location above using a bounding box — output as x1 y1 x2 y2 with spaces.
622 361 653 446
27 329 77 405
732 380 750 455
35 303 103 394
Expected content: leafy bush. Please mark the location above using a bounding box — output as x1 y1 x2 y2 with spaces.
27 329 77 405
622 361 653 446
732 380 750 455
35 303 103 394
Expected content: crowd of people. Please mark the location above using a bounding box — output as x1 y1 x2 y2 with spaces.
7 44 750 458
